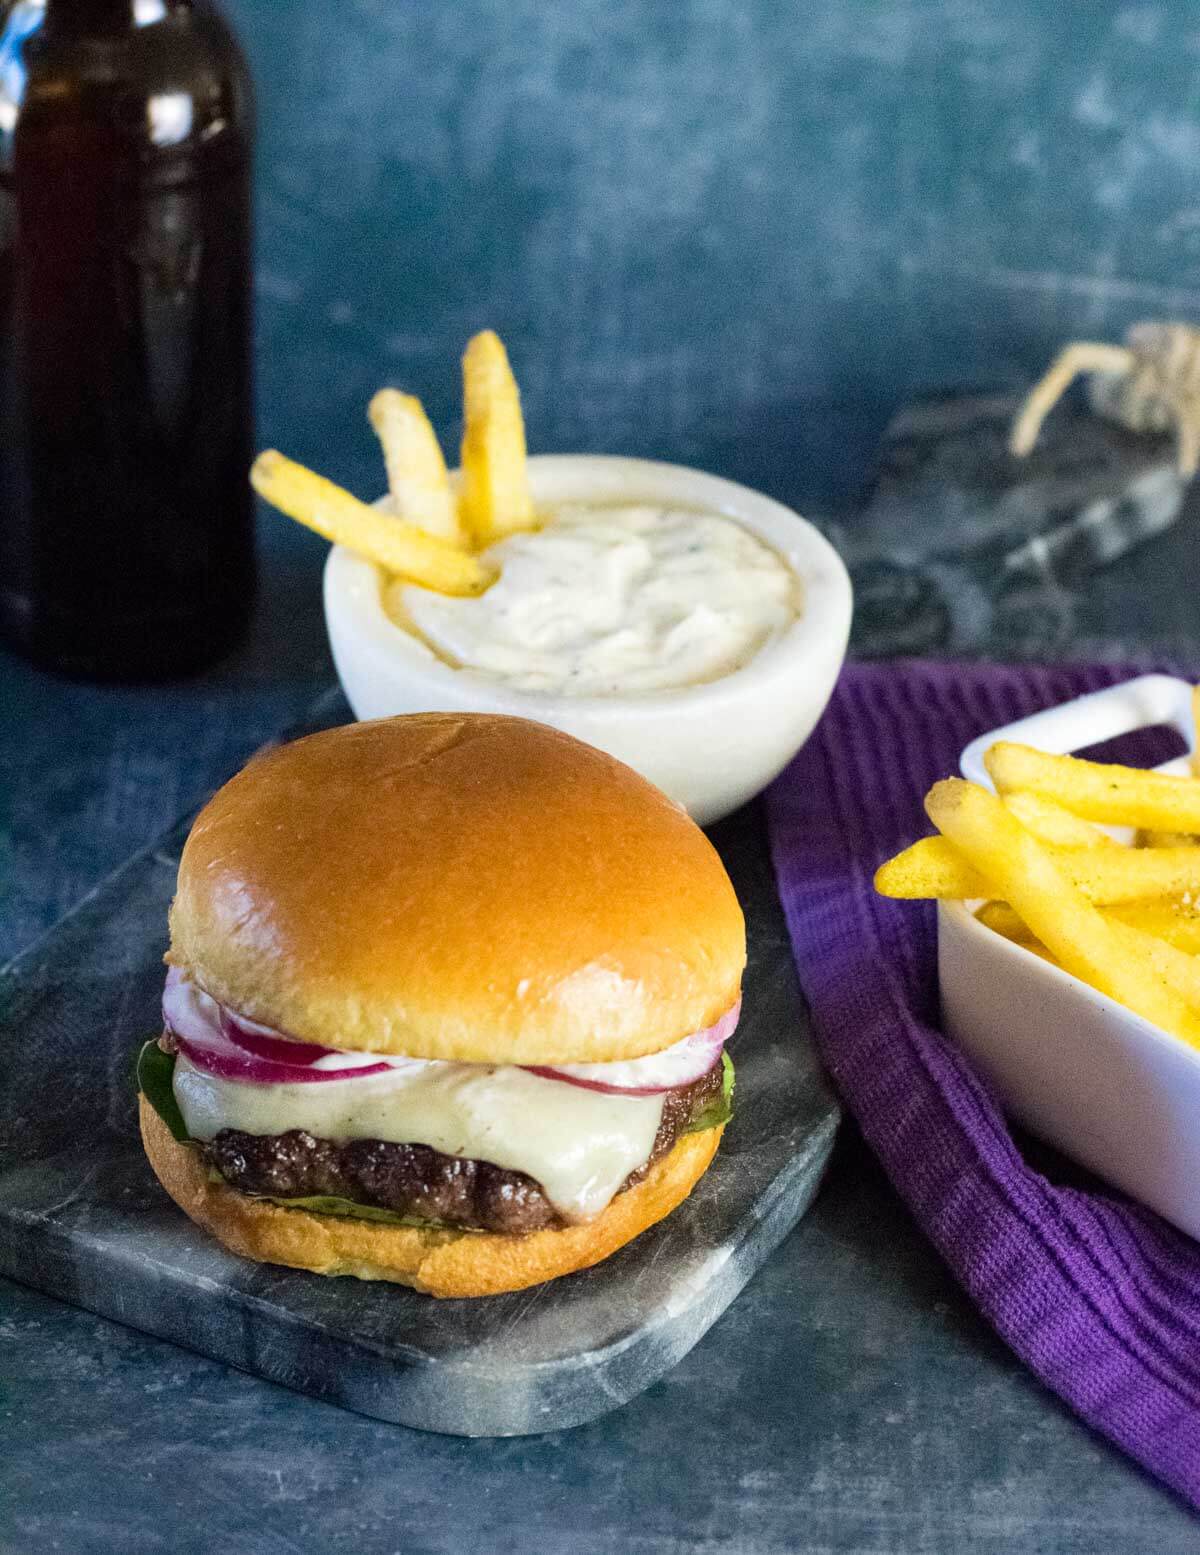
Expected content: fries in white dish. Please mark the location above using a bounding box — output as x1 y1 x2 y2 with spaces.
876 701 1200 1051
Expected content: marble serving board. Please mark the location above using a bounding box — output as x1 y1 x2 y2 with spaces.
0 702 839 1438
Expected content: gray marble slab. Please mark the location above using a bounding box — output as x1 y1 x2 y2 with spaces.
838 390 1193 662
0 707 838 1438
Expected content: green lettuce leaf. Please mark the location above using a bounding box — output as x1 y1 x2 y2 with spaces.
685 1051 734 1135
249 1193 470 1231
137 1039 190 1141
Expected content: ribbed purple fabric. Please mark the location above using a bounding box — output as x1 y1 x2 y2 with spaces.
765 660 1200 1508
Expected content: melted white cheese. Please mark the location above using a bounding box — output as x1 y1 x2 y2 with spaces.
173 1054 665 1223
388 502 798 695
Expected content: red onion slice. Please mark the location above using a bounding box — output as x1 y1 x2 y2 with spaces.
525 1001 740 1095
162 969 394 1085
163 970 741 1096
220 1010 331 1066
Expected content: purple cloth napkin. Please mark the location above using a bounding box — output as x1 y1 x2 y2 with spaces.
766 660 1200 1509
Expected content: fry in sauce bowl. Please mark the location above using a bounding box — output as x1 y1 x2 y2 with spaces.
459 329 536 548
368 390 462 546
250 450 494 597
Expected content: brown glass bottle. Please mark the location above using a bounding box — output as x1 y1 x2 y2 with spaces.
0 0 254 680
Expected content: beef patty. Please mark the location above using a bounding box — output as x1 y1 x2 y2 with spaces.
186 1054 725 1235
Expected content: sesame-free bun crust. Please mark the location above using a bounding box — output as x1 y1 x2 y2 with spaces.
169 714 744 1064
139 1097 722 1298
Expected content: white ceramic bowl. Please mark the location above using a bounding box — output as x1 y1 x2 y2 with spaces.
938 674 1200 1239
324 455 852 824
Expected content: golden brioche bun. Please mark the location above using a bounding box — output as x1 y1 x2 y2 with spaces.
139 1097 722 1298
169 713 744 1064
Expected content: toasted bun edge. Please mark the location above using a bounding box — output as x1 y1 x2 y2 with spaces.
139 1095 722 1298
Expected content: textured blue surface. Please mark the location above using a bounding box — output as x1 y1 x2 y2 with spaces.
6 1 1200 1546
6 1141 1200 1555
237 0 1200 520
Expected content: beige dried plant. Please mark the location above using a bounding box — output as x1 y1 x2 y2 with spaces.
1010 321 1200 477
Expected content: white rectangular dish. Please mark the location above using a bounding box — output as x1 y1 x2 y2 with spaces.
938 674 1200 1239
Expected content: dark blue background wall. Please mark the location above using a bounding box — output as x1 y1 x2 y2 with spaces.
230 0 1200 538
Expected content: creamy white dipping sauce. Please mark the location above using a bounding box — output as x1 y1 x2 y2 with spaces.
173 1053 665 1224
386 503 799 695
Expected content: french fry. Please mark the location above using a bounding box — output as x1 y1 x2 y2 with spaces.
1023 943 1063 968
975 900 1059 964
874 836 989 899
972 903 1200 980
876 833 1200 905
975 901 1037 943
368 390 462 545
925 779 1200 1043
1059 845 1200 903
1193 685 1200 775
1138 829 1196 848
985 741 1200 833
1002 791 1117 849
1105 917 1200 1019
1107 900 1200 955
250 450 494 597
977 896 1200 958
459 330 535 547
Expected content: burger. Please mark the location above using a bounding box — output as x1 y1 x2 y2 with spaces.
138 713 745 1298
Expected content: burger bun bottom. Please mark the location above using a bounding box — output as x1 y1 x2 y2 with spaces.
139 1097 722 1299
